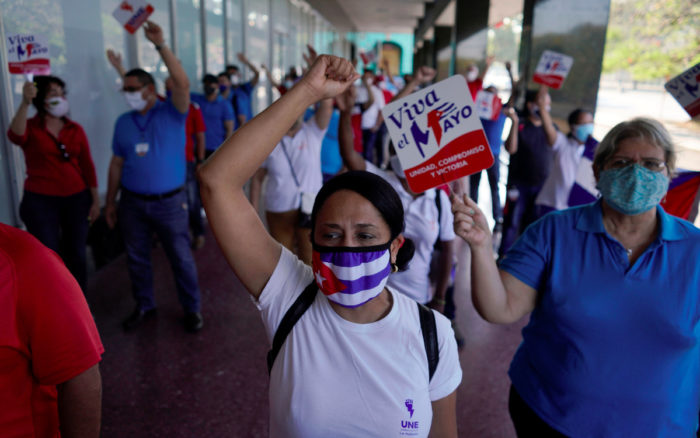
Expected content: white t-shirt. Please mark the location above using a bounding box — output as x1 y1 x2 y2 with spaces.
256 247 462 438
365 162 456 304
262 120 327 212
535 132 585 210
356 84 386 130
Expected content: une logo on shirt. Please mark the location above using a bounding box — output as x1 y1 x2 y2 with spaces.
400 398 420 434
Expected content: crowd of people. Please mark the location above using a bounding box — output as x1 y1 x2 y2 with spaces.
3 18 700 438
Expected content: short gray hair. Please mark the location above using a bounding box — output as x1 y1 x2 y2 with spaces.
593 117 677 175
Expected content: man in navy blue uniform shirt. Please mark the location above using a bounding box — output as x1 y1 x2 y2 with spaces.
104 20 203 333
191 74 234 157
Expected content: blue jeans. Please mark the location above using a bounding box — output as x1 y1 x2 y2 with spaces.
20 189 91 291
186 162 204 237
469 160 503 223
499 184 542 257
119 190 201 313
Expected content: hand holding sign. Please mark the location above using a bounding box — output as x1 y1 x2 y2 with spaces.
451 194 492 250
533 50 573 90
300 55 359 101
112 0 154 34
22 81 37 106
381 75 494 193
7 34 50 76
143 21 165 47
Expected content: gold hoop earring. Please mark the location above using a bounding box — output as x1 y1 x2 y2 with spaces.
391 263 398 273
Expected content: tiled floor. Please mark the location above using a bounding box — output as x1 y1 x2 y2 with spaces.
87 230 526 437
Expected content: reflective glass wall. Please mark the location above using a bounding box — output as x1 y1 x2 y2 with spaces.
0 0 346 226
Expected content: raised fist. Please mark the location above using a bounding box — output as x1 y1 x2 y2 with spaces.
298 55 359 101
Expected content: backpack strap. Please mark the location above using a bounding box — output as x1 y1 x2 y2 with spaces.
417 302 439 381
267 280 318 375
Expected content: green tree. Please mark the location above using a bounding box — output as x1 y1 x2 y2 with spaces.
603 0 700 80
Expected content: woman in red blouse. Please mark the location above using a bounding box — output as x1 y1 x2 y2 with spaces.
8 76 99 291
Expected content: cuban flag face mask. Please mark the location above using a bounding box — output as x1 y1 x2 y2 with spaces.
311 242 393 308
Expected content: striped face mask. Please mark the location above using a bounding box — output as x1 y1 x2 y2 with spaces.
312 242 392 308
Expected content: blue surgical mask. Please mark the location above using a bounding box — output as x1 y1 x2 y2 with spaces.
219 84 228 93
574 123 594 143
597 164 669 215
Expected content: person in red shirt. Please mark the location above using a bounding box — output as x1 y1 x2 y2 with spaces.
465 55 494 100
0 223 103 438
7 76 99 292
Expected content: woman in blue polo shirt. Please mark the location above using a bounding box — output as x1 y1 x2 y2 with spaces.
453 117 700 437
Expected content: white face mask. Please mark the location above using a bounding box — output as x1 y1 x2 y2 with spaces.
230 75 240 86
124 91 148 111
46 96 69 118
466 69 478 82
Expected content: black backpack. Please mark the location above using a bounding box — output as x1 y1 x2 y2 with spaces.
266 281 439 380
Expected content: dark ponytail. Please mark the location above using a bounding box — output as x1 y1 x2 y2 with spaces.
311 170 415 270
395 238 415 272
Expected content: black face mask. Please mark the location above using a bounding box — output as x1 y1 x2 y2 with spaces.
204 85 217 96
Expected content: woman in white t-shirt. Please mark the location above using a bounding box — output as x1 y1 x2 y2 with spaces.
199 55 462 438
535 108 594 216
250 104 329 264
336 82 456 312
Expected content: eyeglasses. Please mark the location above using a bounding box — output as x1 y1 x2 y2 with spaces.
607 158 666 173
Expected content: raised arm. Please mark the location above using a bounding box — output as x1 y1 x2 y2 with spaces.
381 58 398 89
9 82 36 138
504 107 519 155
314 98 333 130
144 21 190 113
537 87 557 147
198 56 358 298
504 61 518 107
360 74 375 111
478 55 495 81
452 194 536 324
261 64 282 89
238 53 260 88
391 66 436 103
106 49 126 79
336 87 366 172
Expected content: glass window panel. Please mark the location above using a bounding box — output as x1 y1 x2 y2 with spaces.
1 0 136 199
206 0 225 75
176 0 203 90
244 0 269 113
226 0 243 64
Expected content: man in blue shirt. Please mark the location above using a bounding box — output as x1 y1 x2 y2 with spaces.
191 74 234 157
226 53 260 129
104 21 203 333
